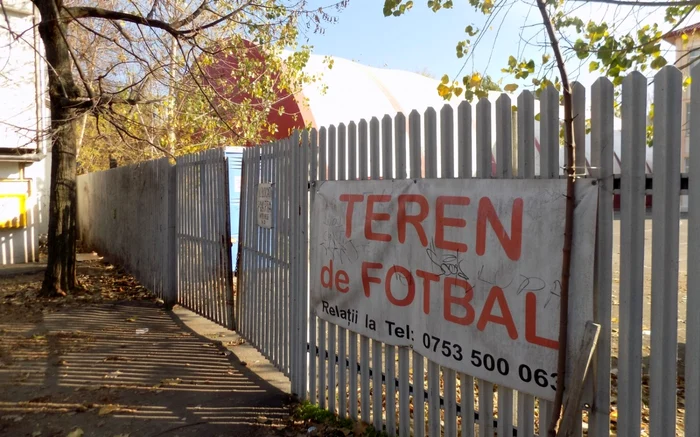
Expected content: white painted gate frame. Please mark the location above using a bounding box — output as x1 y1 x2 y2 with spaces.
238 65 698 437
175 147 235 330
238 141 307 377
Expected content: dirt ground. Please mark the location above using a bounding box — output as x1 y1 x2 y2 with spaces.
0 258 296 437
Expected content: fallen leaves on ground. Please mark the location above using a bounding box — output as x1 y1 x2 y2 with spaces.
104 370 123 379
104 356 131 363
0 259 156 316
98 405 120 416
159 378 182 386
66 428 84 437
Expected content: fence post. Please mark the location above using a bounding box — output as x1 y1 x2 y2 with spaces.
538 84 559 431
495 94 514 437
318 128 328 409
309 130 319 405
686 63 700 437
476 98 495 437
516 90 536 437
457 100 476 437
408 110 425 437
440 104 458 437
369 116 384 433
618 72 646 437
300 131 310 402
165 163 178 307
649 65 682 437
590 76 614 437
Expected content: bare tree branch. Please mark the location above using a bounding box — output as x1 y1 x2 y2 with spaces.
65 6 185 35
570 0 700 6
673 43 700 69
146 0 160 19
65 2 251 37
171 0 209 28
55 10 94 101
102 111 175 158
69 95 164 109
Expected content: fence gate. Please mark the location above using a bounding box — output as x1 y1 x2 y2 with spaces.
176 148 234 329
237 136 307 377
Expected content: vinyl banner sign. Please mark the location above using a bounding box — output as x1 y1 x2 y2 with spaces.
310 179 598 400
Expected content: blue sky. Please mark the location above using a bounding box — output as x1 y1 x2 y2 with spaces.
299 2 482 77
299 1 681 90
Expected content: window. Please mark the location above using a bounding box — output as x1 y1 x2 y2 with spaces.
689 49 700 69
686 157 691 173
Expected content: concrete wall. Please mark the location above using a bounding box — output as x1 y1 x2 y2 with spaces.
77 159 176 303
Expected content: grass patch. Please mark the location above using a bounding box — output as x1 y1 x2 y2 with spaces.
292 401 389 437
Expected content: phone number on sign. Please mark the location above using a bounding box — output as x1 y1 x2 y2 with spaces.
420 333 558 392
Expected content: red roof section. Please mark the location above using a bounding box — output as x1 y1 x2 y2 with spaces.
201 40 306 146
663 22 700 42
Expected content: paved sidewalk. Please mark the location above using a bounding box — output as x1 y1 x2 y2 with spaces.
0 253 103 276
0 300 292 437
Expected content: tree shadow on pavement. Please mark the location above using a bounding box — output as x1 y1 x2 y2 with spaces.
0 299 294 437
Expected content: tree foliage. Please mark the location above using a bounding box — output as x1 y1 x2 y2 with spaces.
60 0 345 172
0 0 347 294
383 0 698 102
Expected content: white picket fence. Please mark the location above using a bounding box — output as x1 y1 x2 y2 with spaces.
237 65 697 436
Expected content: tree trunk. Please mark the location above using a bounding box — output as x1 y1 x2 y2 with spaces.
535 0 576 434
41 103 79 296
34 0 82 296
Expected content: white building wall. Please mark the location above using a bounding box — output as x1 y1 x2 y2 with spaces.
0 0 50 264
672 34 696 212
